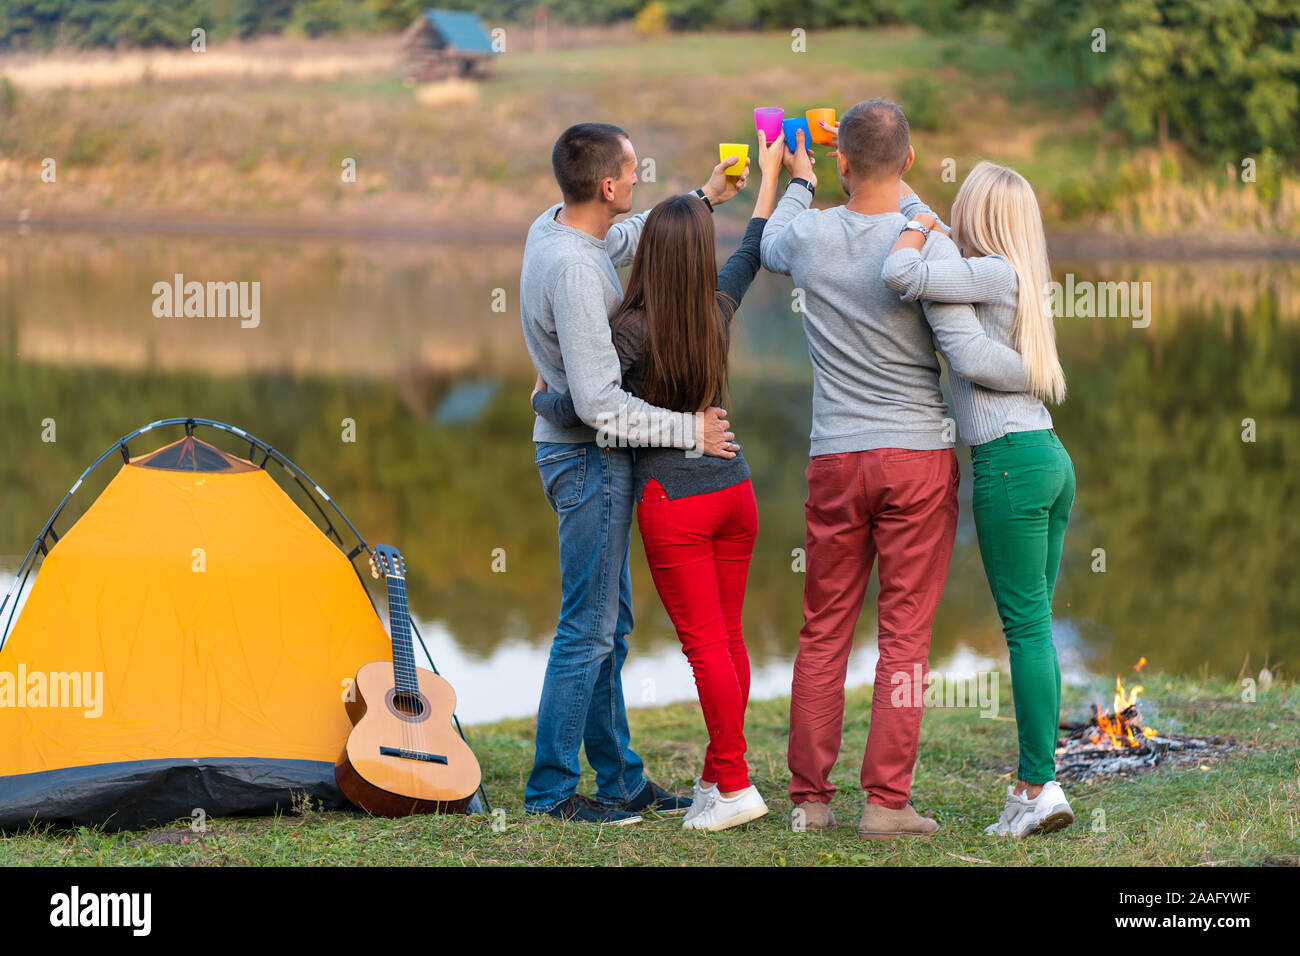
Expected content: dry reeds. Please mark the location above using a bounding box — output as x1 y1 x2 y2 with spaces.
415 79 479 109
0 36 396 91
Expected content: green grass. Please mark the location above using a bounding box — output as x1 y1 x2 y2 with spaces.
3 674 1296 866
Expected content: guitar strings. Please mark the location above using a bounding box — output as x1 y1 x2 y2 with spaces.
387 554 409 784
386 552 443 804
393 564 411 781
393 562 421 794
378 551 418 798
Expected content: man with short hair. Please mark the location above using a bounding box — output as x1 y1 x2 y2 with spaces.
761 99 1030 839
520 122 746 824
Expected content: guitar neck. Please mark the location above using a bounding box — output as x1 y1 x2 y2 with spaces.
385 575 420 695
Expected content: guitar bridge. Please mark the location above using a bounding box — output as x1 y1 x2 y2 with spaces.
379 745 448 764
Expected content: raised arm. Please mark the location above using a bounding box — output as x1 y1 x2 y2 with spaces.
717 218 766 310
760 181 811 276
919 235 1029 392
608 154 753 267
714 127 782 308
605 209 652 268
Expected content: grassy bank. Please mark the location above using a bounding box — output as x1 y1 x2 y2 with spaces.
2 674 1296 866
1 28 1293 237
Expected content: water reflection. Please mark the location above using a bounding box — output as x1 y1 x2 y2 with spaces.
1 231 1295 699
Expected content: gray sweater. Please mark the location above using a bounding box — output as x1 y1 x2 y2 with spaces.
760 182 1029 457
520 203 697 449
533 216 767 501
882 195 1054 447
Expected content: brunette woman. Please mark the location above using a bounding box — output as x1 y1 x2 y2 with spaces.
532 130 792 831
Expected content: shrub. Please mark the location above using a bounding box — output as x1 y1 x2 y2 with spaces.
0 74 17 116
898 73 946 132
634 1 668 35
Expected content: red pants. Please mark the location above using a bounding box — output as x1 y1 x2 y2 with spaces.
788 449 958 809
637 478 758 792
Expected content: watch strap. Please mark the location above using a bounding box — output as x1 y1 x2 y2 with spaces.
790 177 815 198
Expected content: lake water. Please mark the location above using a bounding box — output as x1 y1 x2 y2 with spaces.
1 230 1296 723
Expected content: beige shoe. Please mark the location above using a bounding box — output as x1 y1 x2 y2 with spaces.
791 801 837 832
858 801 940 840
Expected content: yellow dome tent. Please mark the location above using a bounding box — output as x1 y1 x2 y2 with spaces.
0 420 409 830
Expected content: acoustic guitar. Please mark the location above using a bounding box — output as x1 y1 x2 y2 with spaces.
335 544 481 815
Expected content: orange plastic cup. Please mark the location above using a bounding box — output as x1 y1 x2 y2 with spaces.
719 143 749 176
806 108 837 145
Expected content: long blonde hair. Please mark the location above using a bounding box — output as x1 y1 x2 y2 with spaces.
950 161 1066 404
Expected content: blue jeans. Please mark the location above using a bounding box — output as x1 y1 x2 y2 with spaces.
525 441 647 812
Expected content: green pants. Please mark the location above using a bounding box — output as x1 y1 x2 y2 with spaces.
971 429 1075 784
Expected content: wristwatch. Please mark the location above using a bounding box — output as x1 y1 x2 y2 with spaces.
902 219 932 238
790 177 815 198
693 188 714 212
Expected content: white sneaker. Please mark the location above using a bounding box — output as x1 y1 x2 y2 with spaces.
682 785 769 832
1000 781 1074 838
683 777 717 824
984 785 1023 835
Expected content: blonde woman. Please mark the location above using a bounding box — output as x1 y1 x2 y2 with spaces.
882 161 1074 838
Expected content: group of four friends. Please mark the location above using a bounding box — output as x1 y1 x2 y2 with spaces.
518 97 1077 839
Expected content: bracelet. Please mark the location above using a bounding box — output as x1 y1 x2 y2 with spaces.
694 188 714 213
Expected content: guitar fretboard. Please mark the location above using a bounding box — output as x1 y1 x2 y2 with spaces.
385 575 420 698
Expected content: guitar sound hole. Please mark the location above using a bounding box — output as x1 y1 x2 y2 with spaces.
391 692 426 718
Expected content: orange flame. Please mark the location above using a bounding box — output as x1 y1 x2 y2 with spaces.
1091 674 1158 749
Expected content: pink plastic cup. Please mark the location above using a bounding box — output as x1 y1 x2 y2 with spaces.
754 107 784 145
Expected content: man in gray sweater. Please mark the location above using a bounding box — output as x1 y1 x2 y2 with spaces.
519 122 742 824
760 100 1030 839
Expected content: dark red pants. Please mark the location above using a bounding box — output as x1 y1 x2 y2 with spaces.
788 449 958 809
637 478 758 792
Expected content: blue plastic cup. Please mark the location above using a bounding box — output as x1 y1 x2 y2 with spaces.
782 117 812 153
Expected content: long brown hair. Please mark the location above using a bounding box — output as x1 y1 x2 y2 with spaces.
611 194 735 412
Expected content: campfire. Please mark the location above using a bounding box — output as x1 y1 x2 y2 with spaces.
1084 674 1159 749
1055 663 1241 782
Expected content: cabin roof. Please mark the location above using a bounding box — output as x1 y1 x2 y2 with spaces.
423 8 498 55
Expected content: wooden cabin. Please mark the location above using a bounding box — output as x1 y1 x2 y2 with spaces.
400 9 499 83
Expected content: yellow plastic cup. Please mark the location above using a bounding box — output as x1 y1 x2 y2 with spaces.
719 143 749 176
806 108 837 144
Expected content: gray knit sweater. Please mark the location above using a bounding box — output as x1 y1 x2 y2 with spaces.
760 182 1030 457
881 194 1054 447
520 203 697 450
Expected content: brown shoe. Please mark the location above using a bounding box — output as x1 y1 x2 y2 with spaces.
791 801 837 832
858 801 940 840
